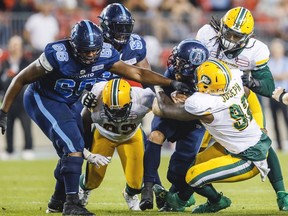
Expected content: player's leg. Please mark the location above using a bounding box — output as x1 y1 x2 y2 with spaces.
79 129 114 206
159 122 205 211
267 147 288 210
140 116 168 210
23 87 94 215
117 128 144 210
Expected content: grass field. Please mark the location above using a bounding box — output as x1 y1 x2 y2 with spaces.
1 152 288 216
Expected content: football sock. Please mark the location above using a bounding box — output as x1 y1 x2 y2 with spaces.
143 140 162 183
267 147 285 193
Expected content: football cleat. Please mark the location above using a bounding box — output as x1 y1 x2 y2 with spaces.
139 182 154 211
63 202 95 216
46 195 64 213
192 193 231 213
152 184 168 209
78 186 91 207
123 190 141 211
277 191 288 211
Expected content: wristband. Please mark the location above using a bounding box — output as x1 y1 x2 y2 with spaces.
154 85 164 93
279 89 286 104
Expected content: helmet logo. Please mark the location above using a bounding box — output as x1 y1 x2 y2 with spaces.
201 75 211 85
189 48 208 66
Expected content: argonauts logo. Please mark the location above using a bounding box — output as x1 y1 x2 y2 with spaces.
189 48 208 65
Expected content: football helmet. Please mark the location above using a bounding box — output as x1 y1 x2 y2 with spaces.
70 20 103 65
102 79 132 123
99 3 134 48
219 7 254 52
167 39 209 76
196 60 232 95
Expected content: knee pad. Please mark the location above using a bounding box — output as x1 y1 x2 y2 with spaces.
60 156 83 176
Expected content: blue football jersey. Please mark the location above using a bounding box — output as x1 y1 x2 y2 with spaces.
99 34 147 81
31 40 120 104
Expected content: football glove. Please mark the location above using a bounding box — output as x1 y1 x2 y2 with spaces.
81 92 98 109
170 80 192 94
0 110 7 135
241 73 260 89
83 148 111 168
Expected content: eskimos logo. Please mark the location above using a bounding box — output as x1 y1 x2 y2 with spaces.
201 75 211 85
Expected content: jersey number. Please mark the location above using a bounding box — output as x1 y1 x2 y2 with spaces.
229 95 252 131
55 79 96 97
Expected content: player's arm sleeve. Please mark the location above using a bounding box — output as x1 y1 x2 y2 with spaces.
184 94 212 116
38 53 54 72
195 25 209 44
139 87 155 109
251 65 275 97
250 42 275 97
91 81 107 97
247 91 265 128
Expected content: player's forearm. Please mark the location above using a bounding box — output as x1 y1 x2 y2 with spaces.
251 66 275 97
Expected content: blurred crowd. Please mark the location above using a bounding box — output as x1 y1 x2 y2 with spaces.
0 0 288 69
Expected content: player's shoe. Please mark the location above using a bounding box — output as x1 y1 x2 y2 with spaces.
192 193 231 213
139 182 154 210
166 192 196 211
159 202 173 212
123 190 141 210
63 202 95 216
277 191 288 211
63 194 95 216
79 186 91 207
152 184 168 209
46 195 64 213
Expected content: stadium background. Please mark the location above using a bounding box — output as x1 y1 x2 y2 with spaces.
0 0 288 158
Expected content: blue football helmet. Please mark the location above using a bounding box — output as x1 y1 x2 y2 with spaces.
99 3 134 48
168 39 209 76
70 20 103 65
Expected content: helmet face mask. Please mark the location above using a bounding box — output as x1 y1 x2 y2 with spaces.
102 79 132 123
70 20 103 65
100 3 134 48
219 7 254 52
196 60 232 95
167 39 209 80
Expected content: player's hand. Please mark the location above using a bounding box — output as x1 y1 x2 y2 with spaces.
83 148 111 168
0 110 7 135
81 92 98 109
170 80 192 94
171 91 190 104
272 87 287 104
241 73 260 89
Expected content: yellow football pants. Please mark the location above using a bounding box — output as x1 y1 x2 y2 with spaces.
84 127 145 190
186 143 260 187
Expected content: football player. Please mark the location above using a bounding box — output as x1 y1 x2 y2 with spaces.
79 78 155 210
152 60 272 213
140 39 210 211
97 3 150 87
0 20 189 215
196 7 288 211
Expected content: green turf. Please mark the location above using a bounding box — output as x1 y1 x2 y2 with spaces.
0 152 288 216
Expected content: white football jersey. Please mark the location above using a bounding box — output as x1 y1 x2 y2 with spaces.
90 82 155 142
196 24 270 71
184 69 262 154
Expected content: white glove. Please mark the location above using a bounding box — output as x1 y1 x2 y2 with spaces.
81 92 98 109
83 148 111 168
